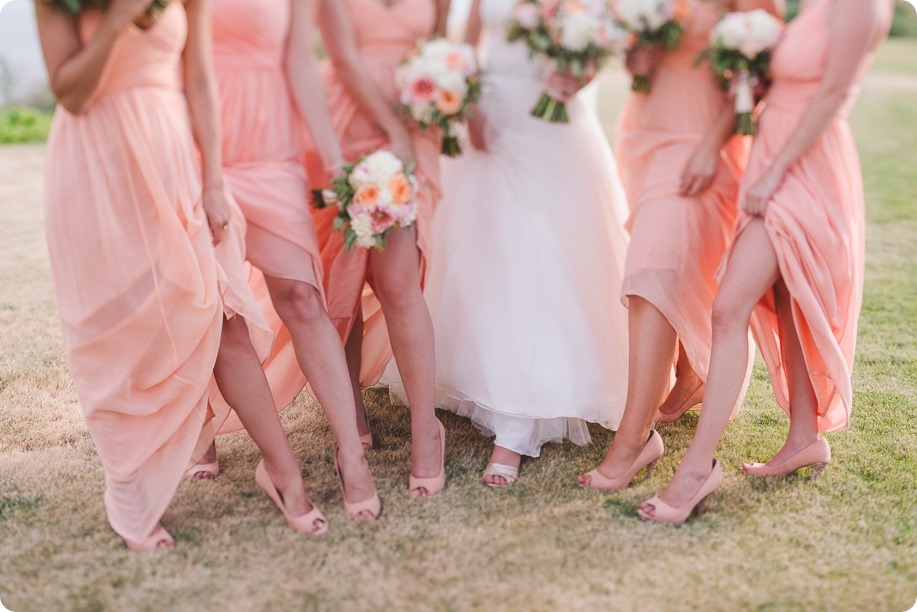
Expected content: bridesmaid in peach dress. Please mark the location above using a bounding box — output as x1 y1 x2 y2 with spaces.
579 0 781 492
38 0 324 549
201 0 380 520
312 0 450 496
638 0 893 524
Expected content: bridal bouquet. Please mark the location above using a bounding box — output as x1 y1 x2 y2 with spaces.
311 150 418 251
507 0 626 123
396 39 482 158
51 0 169 28
700 9 783 135
615 0 690 92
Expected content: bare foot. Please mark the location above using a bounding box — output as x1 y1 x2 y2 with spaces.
657 371 705 422
483 445 521 486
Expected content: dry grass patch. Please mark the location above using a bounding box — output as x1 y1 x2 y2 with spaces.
1 42 916 611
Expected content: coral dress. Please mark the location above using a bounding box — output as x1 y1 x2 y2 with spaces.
734 0 874 432
209 0 320 427
418 0 630 457
615 0 751 396
42 4 265 544
312 0 441 386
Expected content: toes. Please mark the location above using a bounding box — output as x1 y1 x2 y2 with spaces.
412 486 429 497
577 474 590 487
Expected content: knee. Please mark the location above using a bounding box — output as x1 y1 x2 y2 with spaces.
220 315 252 354
278 282 325 328
374 273 420 313
710 293 752 336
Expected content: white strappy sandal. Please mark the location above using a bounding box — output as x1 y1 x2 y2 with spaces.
482 463 519 488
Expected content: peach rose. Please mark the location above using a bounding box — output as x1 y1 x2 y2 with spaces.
354 183 381 206
673 0 690 24
436 90 463 116
388 173 413 205
408 76 438 105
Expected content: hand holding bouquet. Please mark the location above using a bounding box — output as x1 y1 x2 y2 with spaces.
49 0 170 29
615 0 690 92
311 151 418 251
701 9 783 135
396 39 482 158
507 0 626 123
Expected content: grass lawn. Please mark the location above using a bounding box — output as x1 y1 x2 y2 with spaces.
0 107 52 145
1 40 915 611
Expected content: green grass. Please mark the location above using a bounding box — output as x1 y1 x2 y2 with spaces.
0 38 915 612
0 107 53 145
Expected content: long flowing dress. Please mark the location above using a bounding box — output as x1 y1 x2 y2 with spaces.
42 4 254 544
733 0 873 432
615 0 751 404
416 0 630 457
311 0 441 386
206 0 322 432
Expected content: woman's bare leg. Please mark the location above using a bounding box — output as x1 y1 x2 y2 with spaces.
642 220 780 512
657 341 705 419
214 316 311 516
579 296 676 482
345 309 372 440
369 229 441 494
264 277 376 511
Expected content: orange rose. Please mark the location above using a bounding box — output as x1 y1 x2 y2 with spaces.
388 173 413 205
436 90 463 116
354 183 380 206
673 0 690 23
445 51 467 73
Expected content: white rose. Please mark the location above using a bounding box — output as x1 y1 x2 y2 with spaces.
561 11 600 51
741 9 782 57
365 150 404 182
712 12 748 50
515 2 541 29
434 69 468 97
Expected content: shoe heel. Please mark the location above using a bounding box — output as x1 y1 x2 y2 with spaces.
810 462 829 482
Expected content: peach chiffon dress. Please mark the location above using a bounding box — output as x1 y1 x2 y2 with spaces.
311 0 441 386
43 3 269 544
733 0 874 432
615 0 751 400
208 0 320 430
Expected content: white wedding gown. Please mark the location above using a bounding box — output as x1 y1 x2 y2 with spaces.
389 0 631 457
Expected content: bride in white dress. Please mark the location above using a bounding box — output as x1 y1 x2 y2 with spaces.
399 0 631 485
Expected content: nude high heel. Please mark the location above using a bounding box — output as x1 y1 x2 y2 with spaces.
334 450 381 521
409 420 446 497
656 382 705 423
637 459 724 525
742 437 831 481
577 430 664 491
255 460 328 535
124 524 175 553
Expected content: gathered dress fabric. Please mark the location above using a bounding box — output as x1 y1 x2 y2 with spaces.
207 0 321 430
311 0 441 386
41 3 269 544
413 0 630 457
615 0 752 407
731 0 871 432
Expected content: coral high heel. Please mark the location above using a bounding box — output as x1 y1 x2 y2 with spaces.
255 460 328 535
577 430 664 491
409 420 446 497
124 524 175 553
637 459 723 525
334 450 381 521
742 437 831 480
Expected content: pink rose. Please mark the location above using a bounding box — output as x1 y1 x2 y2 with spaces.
408 76 438 105
515 3 540 29
370 206 397 234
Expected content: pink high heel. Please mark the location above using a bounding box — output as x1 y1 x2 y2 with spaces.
409 420 446 497
637 459 723 524
742 437 831 480
334 450 381 521
124 524 175 553
577 430 664 491
255 460 328 535
656 382 705 423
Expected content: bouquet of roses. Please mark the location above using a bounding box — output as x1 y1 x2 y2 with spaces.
700 9 783 135
507 0 626 123
614 0 690 92
49 0 169 28
396 39 482 158
311 150 418 251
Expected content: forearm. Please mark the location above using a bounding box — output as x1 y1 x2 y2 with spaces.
286 55 344 170
700 105 739 152
185 79 225 189
770 88 847 173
